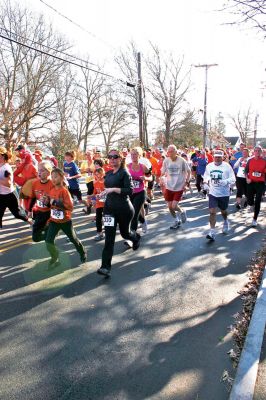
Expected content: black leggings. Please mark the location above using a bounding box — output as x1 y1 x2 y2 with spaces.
247 182 265 220
0 192 28 228
196 174 203 192
45 220 85 261
32 211 50 242
130 190 146 231
96 207 104 233
101 200 138 270
236 177 247 198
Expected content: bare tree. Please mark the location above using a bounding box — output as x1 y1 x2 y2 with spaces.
229 107 253 144
115 41 148 144
74 67 106 152
0 0 71 149
222 0 266 35
96 89 135 153
145 43 191 146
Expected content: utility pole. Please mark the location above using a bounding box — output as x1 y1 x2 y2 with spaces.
137 52 144 147
194 63 218 148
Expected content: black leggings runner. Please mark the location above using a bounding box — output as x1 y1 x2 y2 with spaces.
0 192 28 228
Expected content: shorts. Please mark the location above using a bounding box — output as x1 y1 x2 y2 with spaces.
164 189 183 202
208 194 229 210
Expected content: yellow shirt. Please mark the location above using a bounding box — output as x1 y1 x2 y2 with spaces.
80 161 94 183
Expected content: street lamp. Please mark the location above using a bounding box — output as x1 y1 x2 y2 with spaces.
194 63 218 148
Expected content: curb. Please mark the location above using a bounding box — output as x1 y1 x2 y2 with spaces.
229 266 266 400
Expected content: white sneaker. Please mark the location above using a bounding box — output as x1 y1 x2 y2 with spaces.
142 221 148 233
170 220 181 230
94 233 105 241
180 210 187 223
222 220 230 234
251 219 258 227
206 231 215 241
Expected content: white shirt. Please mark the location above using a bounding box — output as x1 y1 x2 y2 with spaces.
234 157 248 178
203 161 236 197
0 163 14 194
161 156 190 191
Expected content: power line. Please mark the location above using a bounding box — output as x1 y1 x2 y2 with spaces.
39 0 116 51
0 27 99 68
0 33 136 87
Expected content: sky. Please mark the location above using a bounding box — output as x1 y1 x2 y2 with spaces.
21 0 266 139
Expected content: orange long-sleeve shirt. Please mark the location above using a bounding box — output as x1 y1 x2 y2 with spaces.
30 178 54 213
48 186 73 223
93 180 105 208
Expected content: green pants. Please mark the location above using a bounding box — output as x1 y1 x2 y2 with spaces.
45 220 85 261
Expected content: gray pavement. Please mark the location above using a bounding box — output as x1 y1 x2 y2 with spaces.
0 190 265 400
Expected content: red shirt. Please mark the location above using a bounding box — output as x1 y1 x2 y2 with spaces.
246 157 266 182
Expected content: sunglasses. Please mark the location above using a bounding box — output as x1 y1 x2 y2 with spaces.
108 154 120 160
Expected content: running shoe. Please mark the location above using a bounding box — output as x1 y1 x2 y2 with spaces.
80 252 87 263
222 220 230 234
206 231 215 241
170 220 181 230
132 233 141 250
142 221 148 234
94 233 105 241
97 267 111 277
251 219 258 227
123 240 132 249
180 211 187 223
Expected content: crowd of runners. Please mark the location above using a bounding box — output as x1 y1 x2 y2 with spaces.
0 142 265 276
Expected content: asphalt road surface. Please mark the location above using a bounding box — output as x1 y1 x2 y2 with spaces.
0 188 265 400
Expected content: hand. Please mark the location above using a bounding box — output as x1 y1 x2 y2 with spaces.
246 178 251 184
203 183 210 191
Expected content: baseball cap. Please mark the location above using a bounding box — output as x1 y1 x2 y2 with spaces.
214 150 224 157
122 148 128 153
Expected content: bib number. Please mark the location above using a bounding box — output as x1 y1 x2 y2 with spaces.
51 209 64 220
133 180 140 189
252 171 261 177
103 215 115 227
36 199 45 208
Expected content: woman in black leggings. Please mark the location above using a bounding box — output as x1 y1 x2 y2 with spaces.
0 147 29 228
97 149 141 277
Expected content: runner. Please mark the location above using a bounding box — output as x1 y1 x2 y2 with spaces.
97 149 141 278
161 144 190 229
45 168 87 269
233 148 249 210
203 149 236 241
128 147 151 234
80 150 95 214
245 145 266 226
29 161 54 242
63 150 86 206
0 146 30 228
91 167 105 241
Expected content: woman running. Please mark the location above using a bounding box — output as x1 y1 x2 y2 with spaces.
128 147 151 234
97 149 141 277
0 147 30 228
45 168 86 270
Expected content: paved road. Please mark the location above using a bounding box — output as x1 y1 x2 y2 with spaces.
0 189 265 400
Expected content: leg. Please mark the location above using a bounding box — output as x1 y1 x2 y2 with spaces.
96 207 103 233
32 211 50 242
61 220 86 259
7 192 29 224
253 183 264 221
101 220 118 270
209 208 217 229
45 222 61 262
130 191 146 232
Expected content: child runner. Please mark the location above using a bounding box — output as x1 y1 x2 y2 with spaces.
91 167 105 241
45 168 86 269
63 151 86 207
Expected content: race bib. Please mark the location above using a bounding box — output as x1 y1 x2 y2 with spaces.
133 180 140 189
252 171 262 177
103 215 115 227
36 199 46 208
51 209 64 220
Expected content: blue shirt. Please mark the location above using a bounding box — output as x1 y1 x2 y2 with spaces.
194 157 208 175
63 161 80 189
